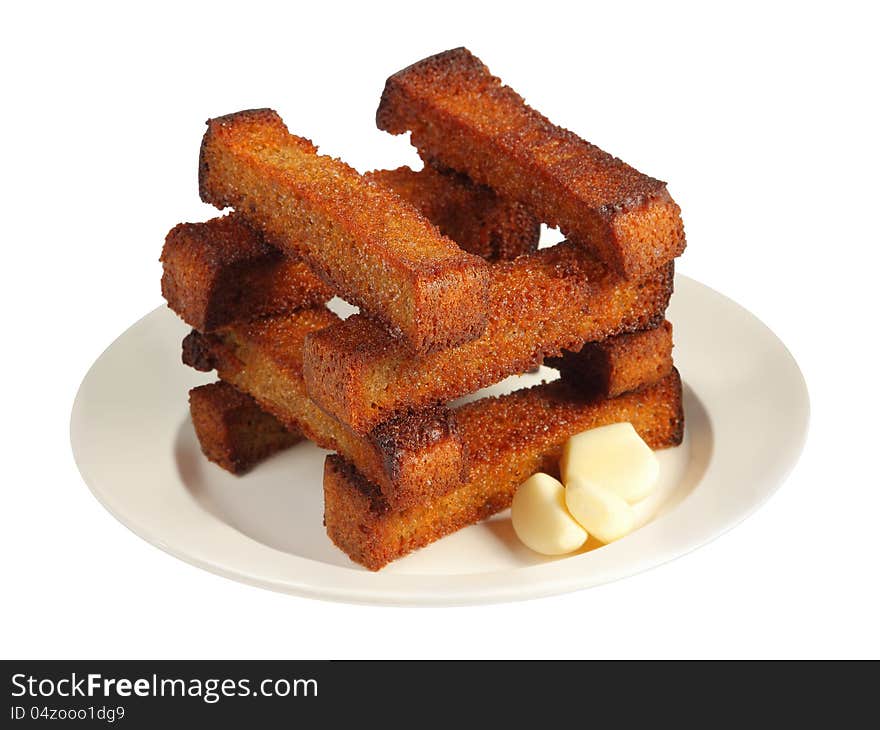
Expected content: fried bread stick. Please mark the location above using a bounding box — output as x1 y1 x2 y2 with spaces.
188 324 674 475
545 320 673 398
163 166 540 332
366 166 539 261
324 371 684 570
304 241 674 434
182 310 466 510
377 48 686 279
161 214 333 332
199 108 490 353
189 382 303 474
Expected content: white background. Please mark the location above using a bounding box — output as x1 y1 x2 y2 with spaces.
3 1 878 659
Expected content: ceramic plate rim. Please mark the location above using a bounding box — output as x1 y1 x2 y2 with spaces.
70 275 809 606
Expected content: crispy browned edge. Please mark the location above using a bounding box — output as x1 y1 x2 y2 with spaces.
184 322 674 478
198 108 490 354
161 213 333 332
376 48 686 279
324 370 684 570
189 382 303 474
162 169 538 333
546 320 674 398
182 311 467 511
367 166 539 261
304 241 674 434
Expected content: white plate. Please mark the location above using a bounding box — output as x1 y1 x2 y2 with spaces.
70 275 809 606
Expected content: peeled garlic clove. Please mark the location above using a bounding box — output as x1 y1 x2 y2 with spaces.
564 476 636 543
560 422 659 504
511 473 588 555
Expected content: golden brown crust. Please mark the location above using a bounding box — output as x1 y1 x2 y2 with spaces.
162 168 538 333
366 165 539 261
198 108 490 353
546 320 674 397
161 213 332 332
377 48 686 279
324 371 684 570
189 382 303 474
304 241 674 434
184 324 672 478
181 310 467 510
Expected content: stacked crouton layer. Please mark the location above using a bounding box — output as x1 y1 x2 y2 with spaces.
161 48 686 569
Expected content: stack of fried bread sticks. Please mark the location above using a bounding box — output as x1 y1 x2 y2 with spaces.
161 48 686 570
